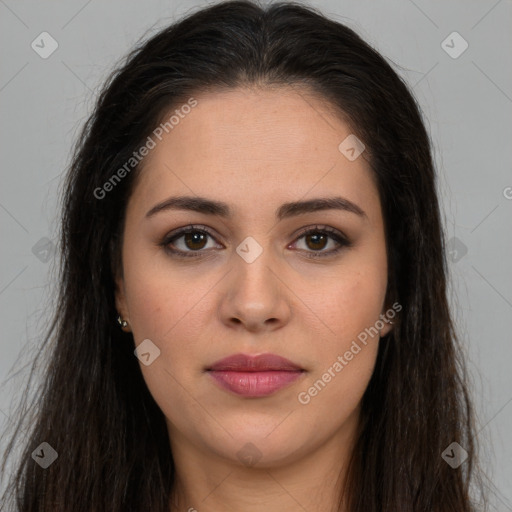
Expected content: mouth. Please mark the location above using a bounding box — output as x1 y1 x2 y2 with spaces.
205 353 306 398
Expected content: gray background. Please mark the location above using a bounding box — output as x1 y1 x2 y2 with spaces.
1 0 511 508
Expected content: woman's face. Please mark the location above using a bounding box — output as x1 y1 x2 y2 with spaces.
115 86 392 469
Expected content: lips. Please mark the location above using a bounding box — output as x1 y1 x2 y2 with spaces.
206 353 305 397
207 353 303 372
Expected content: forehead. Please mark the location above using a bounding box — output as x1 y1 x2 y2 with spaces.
128 86 381 223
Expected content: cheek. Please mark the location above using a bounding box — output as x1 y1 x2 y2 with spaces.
121 255 208 420
298 340 379 435
312 267 387 344
297 281 382 421
297 269 384 407
121 242 206 341
121 249 220 393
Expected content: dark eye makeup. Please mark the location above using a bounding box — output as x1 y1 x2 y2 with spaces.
158 224 353 260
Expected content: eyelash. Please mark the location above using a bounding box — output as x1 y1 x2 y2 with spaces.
160 224 352 259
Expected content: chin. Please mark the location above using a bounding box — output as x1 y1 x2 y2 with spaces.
210 429 312 469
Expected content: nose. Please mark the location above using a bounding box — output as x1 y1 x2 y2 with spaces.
217 246 292 333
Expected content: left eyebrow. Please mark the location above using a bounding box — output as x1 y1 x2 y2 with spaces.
145 195 368 221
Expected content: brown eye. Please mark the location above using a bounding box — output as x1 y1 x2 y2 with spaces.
292 226 351 259
182 231 208 250
304 232 329 251
161 224 351 259
162 225 220 258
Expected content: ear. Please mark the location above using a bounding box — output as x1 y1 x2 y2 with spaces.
379 272 400 337
378 314 394 338
114 273 129 320
379 293 399 338
110 238 130 327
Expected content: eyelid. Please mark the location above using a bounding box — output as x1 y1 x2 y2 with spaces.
288 224 351 259
161 223 351 258
162 224 221 248
165 224 220 242
291 224 349 243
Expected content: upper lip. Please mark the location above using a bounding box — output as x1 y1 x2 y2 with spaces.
206 353 304 372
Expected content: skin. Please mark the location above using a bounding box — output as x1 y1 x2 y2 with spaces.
115 85 393 512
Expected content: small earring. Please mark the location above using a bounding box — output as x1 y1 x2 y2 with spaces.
117 315 129 329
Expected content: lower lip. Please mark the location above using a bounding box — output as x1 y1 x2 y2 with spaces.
207 370 304 397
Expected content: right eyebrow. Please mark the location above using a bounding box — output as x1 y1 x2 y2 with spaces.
145 195 368 221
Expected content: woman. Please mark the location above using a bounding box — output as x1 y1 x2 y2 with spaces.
0 1 483 510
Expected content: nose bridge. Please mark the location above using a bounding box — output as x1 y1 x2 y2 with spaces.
233 234 280 301
220 234 290 329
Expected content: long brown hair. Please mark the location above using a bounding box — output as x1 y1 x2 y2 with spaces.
1 1 484 510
